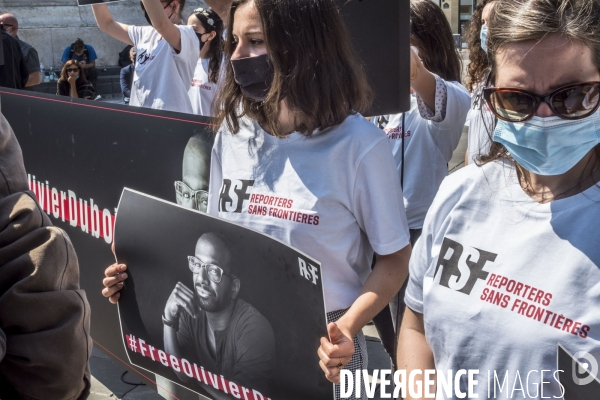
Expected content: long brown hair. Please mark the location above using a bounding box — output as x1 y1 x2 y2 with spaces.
465 0 495 92
193 8 224 84
214 0 372 137
410 0 462 83
58 60 87 83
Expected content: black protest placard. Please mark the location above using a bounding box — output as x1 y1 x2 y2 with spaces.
0 88 214 396
115 189 330 400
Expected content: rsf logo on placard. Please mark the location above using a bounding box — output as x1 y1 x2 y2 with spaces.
298 258 319 285
573 351 599 386
434 237 497 294
219 179 255 213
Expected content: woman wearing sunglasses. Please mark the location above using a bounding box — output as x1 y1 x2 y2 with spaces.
91 0 199 113
398 0 600 397
56 60 95 100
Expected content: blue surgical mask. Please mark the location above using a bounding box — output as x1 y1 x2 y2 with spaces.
492 113 600 176
480 24 489 53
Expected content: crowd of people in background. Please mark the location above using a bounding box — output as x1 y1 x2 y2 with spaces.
0 0 598 398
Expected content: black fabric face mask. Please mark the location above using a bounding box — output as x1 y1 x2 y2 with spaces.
196 33 207 51
230 54 273 102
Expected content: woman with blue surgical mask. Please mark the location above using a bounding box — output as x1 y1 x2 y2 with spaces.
465 0 497 165
398 0 600 398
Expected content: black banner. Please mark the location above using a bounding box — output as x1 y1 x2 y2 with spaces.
115 189 329 400
1 88 333 399
1 88 216 396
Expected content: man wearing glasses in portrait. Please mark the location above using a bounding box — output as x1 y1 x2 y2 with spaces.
162 232 276 399
175 133 212 213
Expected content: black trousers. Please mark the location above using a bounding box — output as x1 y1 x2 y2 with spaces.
371 228 422 368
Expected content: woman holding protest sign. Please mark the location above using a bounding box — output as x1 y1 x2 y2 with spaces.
187 7 224 116
398 0 600 397
91 0 199 113
103 0 412 398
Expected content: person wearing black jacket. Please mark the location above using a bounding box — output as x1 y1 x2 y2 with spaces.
0 30 28 89
120 47 135 104
56 60 95 100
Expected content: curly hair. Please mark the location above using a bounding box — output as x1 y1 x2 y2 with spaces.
465 0 496 92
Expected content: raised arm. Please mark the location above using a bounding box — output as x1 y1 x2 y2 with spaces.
141 0 182 51
205 0 232 22
92 3 133 46
410 47 437 111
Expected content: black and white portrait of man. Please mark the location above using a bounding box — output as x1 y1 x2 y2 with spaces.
174 134 212 213
161 232 276 399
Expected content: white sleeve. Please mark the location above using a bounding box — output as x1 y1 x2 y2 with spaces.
207 131 223 216
174 25 200 63
404 222 431 314
404 169 466 314
352 137 410 255
418 78 471 162
128 25 146 47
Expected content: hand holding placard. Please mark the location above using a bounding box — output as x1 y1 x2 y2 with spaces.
318 322 355 384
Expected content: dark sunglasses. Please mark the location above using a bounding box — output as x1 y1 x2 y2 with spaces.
483 81 600 122
66 68 79 73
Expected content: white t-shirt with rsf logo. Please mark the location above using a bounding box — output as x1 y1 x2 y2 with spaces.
405 159 600 399
188 58 217 117
372 77 471 230
128 25 199 113
207 114 410 313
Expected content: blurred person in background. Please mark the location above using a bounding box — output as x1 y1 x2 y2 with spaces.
61 38 98 87
120 47 136 104
0 14 41 88
464 0 497 165
0 27 27 89
92 0 200 113
57 60 95 99
187 7 224 116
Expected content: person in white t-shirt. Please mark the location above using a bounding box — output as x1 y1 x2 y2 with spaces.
398 0 600 398
103 0 411 399
187 7 224 116
372 0 470 244
464 0 496 166
91 0 199 113
369 0 470 369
